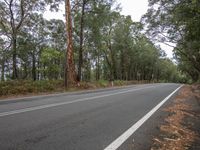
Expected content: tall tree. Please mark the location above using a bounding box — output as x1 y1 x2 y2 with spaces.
0 0 47 79
65 0 77 87
77 0 87 82
142 0 200 81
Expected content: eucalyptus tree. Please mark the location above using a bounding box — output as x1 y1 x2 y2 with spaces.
21 14 49 80
142 0 200 81
42 19 66 80
101 11 121 80
111 15 135 80
0 0 65 79
0 0 48 79
64 0 79 87
68 0 117 81
18 15 66 80
83 0 118 80
0 37 7 81
73 0 87 81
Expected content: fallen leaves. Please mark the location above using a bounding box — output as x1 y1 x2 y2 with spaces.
151 85 200 150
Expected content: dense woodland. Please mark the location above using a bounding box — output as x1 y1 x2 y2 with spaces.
0 0 199 89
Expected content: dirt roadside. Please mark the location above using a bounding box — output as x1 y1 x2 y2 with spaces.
151 85 200 150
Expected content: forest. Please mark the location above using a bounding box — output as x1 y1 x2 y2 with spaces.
0 0 199 95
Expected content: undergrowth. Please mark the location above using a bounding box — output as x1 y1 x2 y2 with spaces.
0 80 152 98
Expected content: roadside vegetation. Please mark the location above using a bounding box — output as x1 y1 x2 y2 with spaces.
0 80 158 98
0 0 199 97
142 0 200 83
151 85 200 150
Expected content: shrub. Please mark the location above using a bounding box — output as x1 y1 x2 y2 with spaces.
0 80 64 97
114 80 126 86
96 80 109 87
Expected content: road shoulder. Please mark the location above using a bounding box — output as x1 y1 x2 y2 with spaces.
150 85 200 150
119 85 200 150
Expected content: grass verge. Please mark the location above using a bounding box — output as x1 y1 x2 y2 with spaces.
0 80 152 99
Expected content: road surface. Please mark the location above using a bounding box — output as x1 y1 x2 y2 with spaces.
0 83 181 150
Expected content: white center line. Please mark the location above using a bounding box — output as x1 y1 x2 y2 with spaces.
104 85 183 150
0 85 158 118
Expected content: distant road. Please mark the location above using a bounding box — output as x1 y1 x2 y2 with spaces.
0 83 182 150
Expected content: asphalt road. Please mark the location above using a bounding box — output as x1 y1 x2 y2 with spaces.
0 83 181 150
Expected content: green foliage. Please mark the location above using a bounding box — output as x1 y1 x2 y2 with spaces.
0 0 186 95
40 47 64 80
143 0 200 82
113 80 126 86
96 80 109 87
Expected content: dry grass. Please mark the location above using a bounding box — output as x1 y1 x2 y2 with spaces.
0 80 154 100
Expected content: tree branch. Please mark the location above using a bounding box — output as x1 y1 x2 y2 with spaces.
9 0 15 33
16 0 25 30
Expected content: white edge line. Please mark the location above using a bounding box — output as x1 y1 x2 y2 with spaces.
0 85 158 117
104 85 183 150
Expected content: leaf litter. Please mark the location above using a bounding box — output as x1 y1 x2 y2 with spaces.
151 85 200 150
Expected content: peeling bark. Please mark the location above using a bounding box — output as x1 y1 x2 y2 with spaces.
65 0 77 88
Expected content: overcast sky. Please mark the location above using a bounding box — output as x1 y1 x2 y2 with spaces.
44 0 173 58
118 0 148 22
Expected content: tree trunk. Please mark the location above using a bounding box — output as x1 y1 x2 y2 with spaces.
110 45 117 80
12 36 18 79
65 0 77 88
96 54 100 81
23 63 27 79
32 52 36 81
121 53 125 80
1 59 5 81
37 60 40 80
78 0 86 82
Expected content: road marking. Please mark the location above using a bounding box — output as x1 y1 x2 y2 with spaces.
0 85 158 117
104 85 183 150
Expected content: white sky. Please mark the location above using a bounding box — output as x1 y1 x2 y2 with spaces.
118 0 148 22
44 0 174 58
